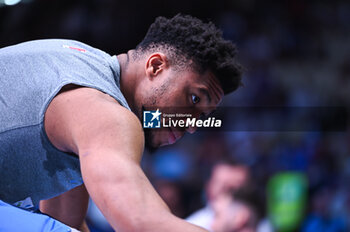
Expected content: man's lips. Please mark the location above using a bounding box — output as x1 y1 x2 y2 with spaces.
168 129 176 144
168 128 183 144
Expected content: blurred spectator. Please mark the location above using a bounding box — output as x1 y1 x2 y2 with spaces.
186 161 251 230
301 185 347 232
211 191 259 232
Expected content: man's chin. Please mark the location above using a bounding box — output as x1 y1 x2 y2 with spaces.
144 129 180 154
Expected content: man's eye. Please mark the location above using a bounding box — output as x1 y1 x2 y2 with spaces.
191 94 200 104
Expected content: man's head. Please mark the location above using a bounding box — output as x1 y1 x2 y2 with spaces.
126 14 242 147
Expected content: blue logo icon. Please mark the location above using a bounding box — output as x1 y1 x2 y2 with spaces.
143 109 162 128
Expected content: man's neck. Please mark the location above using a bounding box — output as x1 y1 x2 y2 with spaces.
117 50 140 114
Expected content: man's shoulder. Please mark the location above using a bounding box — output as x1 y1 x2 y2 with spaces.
45 86 143 154
50 86 138 129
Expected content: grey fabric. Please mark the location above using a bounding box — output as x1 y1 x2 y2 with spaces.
0 39 130 209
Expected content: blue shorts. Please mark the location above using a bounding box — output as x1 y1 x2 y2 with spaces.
0 200 76 232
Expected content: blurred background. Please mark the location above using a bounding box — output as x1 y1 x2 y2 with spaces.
1 0 350 231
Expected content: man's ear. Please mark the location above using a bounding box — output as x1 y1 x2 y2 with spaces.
145 53 169 79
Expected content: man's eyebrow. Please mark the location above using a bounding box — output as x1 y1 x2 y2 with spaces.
199 88 211 103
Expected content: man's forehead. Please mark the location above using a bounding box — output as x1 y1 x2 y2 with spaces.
180 68 224 104
202 71 224 105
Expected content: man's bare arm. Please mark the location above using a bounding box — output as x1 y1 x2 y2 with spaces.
39 184 90 231
45 87 208 232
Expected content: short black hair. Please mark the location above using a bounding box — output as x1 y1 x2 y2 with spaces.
136 14 243 95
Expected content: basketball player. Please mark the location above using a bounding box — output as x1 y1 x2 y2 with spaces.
0 14 242 231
